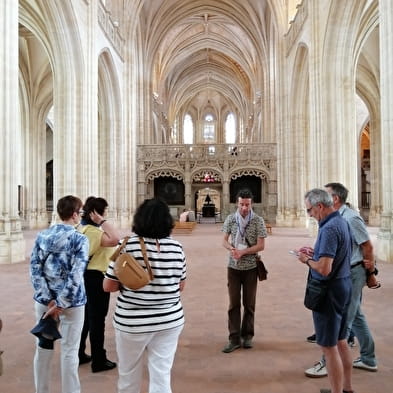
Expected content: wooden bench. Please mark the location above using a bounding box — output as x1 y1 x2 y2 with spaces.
173 221 197 234
266 224 272 235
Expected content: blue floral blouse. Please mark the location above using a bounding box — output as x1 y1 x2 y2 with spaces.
30 224 89 309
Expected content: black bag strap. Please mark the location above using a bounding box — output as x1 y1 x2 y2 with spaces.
139 237 154 280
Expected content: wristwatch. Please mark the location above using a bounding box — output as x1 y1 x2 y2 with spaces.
366 267 378 276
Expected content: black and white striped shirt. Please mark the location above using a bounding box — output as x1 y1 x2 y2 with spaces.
105 235 186 333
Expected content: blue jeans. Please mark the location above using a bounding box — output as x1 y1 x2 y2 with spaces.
346 263 377 366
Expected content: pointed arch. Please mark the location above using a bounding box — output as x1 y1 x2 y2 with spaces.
98 49 123 208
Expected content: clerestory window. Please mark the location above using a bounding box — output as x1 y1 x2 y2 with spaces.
225 112 236 144
183 113 194 144
203 114 215 142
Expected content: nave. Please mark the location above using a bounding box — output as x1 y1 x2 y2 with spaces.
0 225 391 393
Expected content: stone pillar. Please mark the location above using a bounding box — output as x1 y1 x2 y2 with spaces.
0 0 25 263
137 162 146 206
377 0 393 262
24 104 49 230
221 158 230 218
222 180 230 218
184 160 191 209
368 115 382 226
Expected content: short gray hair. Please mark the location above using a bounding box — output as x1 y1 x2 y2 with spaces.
305 188 333 207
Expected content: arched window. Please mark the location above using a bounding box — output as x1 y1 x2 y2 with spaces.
203 114 215 142
225 113 236 143
183 113 194 144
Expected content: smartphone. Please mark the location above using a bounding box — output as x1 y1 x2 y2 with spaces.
289 250 299 256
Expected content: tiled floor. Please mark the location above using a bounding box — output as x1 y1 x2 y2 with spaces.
0 224 392 393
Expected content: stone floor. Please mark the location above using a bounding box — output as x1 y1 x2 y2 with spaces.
0 224 392 393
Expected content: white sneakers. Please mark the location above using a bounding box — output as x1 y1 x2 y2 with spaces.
305 358 378 378
305 360 328 377
352 357 378 372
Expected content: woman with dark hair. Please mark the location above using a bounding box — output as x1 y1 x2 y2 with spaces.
103 198 186 393
78 196 120 372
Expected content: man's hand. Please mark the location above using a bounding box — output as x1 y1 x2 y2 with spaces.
299 246 314 257
363 258 375 271
231 247 245 260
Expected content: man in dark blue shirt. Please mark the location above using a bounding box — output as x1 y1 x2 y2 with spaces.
298 188 354 393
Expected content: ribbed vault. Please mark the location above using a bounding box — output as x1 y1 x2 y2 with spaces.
130 0 284 139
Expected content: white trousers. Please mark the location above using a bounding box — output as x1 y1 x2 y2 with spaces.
116 325 183 393
33 302 84 393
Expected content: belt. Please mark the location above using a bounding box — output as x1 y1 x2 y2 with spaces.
351 261 363 269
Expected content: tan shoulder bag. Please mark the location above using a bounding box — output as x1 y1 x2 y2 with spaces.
111 237 154 290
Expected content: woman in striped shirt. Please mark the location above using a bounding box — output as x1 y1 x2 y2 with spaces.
104 198 186 393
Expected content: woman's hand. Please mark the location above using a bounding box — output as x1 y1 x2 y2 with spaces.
43 300 63 320
89 210 105 225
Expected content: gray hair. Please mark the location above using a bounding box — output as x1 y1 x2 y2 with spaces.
305 188 333 207
324 182 348 203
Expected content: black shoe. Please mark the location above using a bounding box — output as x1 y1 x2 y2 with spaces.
306 333 316 343
222 342 241 353
347 336 356 347
91 359 117 373
79 353 92 365
242 338 253 348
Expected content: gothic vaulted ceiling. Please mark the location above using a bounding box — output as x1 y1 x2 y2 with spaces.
134 0 289 123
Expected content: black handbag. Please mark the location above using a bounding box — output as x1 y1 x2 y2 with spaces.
256 255 268 281
244 237 267 281
304 272 329 311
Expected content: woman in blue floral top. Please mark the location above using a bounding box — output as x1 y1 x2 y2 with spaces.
30 195 89 393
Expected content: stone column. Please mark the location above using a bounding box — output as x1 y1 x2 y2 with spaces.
368 114 382 226
222 180 230 218
184 160 191 208
137 162 146 206
221 158 230 218
377 0 393 262
0 0 25 263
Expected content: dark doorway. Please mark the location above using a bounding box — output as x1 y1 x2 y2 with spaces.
46 160 53 211
230 175 261 203
154 177 185 205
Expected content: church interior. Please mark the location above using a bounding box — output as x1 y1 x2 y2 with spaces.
1 2 393 392
1 0 393 263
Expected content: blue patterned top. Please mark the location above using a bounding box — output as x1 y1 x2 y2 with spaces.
30 224 89 309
